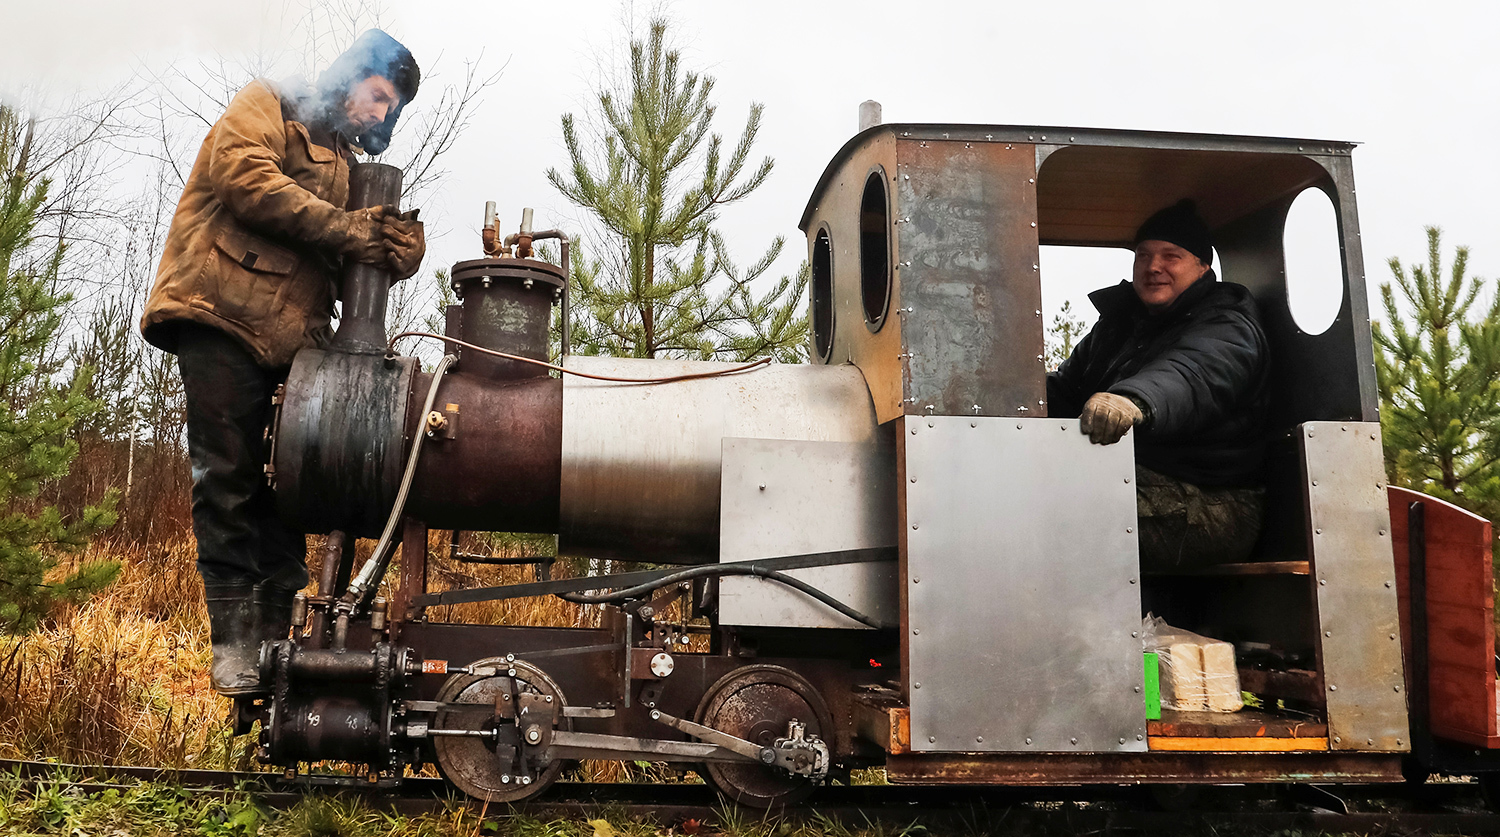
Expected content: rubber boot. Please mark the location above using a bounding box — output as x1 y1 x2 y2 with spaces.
255 583 297 647
204 582 262 696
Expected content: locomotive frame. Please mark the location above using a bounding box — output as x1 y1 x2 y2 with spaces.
244 117 1500 807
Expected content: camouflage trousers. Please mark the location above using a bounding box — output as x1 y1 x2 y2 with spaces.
1136 465 1265 573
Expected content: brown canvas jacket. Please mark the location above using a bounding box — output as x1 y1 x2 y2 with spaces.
141 79 352 368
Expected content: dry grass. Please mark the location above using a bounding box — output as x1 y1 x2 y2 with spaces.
0 529 701 783
0 538 247 768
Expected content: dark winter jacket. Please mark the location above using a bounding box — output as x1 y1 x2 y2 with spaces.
1046 273 1270 488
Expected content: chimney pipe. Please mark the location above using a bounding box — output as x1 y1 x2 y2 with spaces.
858 100 882 133
331 162 402 354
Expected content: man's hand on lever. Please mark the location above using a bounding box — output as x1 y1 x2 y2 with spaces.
1080 392 1144 445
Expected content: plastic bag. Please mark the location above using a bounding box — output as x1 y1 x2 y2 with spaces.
1142 613 1243 713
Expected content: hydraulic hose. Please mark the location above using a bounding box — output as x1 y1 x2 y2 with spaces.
342 353 457 612
556 563 890 630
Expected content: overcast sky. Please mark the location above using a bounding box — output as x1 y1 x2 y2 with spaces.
7 0 1496 335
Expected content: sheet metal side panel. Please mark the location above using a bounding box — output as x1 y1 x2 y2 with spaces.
559 357 878 563
718 438 898 630
1323 156 1380 422
806 131 904 423
897 140 1043 418
904 416 1144 752
1302 421 1409 751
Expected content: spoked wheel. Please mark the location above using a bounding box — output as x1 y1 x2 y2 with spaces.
433 657 568 803
695 664 833 808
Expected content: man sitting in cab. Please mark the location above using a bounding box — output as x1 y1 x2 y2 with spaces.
1047 200 1270 572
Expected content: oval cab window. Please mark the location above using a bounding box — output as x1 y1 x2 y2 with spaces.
860 170 891 330
811 228 834 361
1283 188 1344 335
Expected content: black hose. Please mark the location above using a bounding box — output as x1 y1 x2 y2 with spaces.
556 564 889 630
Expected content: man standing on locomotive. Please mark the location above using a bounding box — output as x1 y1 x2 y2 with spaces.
1047 200 1270 572
139 30 426 695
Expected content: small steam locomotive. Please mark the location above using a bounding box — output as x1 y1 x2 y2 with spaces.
246 114 1500 807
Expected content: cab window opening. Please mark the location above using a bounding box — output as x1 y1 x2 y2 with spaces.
859 170 891 330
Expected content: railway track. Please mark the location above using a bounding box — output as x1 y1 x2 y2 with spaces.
5 758 1500 833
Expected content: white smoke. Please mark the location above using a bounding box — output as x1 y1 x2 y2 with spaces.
0 0 292 100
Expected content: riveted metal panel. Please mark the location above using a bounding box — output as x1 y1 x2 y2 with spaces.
1301 421 1409 751
903 416 1144 752
718 437 898 630
896 140 1044 418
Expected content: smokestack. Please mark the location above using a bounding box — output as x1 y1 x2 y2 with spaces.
858 100 882 133
331 162 402 354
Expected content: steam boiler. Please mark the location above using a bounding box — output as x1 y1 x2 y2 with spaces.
246 117 1500 808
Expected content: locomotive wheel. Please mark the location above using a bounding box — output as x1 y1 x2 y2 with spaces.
433 658 568 803
695 664 833 808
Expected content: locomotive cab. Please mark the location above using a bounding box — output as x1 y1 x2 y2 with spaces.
799 121 1410 780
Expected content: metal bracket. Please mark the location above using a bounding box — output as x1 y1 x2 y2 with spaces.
649 708 773 764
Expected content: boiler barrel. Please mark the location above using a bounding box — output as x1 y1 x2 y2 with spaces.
557 356 880 563
273 352 880 562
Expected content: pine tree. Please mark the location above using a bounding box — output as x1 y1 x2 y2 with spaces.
1374 226 1500 521
1045 300 1087 371
546 18 807 362
0 105 118 633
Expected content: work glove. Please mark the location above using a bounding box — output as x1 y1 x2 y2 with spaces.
323 206 390 265
382 211 425 281
1080 392 1144 445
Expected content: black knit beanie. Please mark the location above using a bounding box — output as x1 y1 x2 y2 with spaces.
1133 199 1213 266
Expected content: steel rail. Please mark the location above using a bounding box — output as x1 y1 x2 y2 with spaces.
5 759 1500 831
